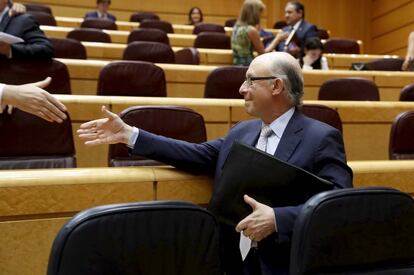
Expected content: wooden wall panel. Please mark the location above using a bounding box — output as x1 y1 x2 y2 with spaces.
369 0 414 55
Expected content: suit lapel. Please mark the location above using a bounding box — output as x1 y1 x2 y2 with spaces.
274 108 305 162
0 13 12 32
240 120 261 146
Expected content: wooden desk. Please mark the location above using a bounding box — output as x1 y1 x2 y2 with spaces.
42 25 197 47
42 26 363 52
82 42 233 65
80 42 397 68
54 16 279 36
59 58 414 101
0 162 413 275
55 95 414 167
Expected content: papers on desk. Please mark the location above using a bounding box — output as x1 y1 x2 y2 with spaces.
0 32 24 44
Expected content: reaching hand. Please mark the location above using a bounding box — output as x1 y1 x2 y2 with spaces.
235 195 276 242
77 106 134 146
9 3 27 17
2 77 67 123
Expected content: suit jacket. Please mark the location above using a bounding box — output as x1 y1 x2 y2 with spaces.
84 11 117 22
131 109 353 275
0 13 54 60
276 20 318 52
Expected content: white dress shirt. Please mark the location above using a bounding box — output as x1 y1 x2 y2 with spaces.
0 6 9 23
0 83 5 112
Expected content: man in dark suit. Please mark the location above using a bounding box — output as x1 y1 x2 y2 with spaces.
0 0 53 60
84 0 116 22
78 52 353 275
276 1 318 55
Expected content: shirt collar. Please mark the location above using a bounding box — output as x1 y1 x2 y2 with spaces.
97 11 108 19
292 19 303 31
266 107 295 138
0 7 9 23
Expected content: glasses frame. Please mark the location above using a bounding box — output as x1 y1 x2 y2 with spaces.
243 76 278 87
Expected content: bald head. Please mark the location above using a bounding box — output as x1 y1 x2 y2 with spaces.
251 52 304 106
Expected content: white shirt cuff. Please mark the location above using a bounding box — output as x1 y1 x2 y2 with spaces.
0 83 5 113
127 127 139 148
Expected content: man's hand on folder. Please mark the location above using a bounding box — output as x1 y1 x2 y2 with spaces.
235 195 276 242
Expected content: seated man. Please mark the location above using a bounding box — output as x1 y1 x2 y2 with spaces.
276 1 318 56
78 52 353 275
84 0 116 22
0 0 53 60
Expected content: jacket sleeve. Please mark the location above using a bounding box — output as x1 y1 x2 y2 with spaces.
274 128 353 242
130 129 223 174
10 15 54 60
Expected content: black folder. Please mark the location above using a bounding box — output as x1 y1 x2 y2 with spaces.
208 141 334 226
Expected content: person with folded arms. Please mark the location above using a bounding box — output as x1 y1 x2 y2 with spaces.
0 77 67 123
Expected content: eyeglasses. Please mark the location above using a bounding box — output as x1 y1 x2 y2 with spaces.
243 76 278 87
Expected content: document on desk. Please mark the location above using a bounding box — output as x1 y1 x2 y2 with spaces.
208 141 334 226
0 32 24 44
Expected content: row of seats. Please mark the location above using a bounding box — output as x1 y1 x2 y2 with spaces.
55 27 232 49
1 104 413 169
47 188 414 274
3 58 414 100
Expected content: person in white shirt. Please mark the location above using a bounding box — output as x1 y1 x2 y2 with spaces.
299 37 329 70
402 31 414 71
0 77 67 123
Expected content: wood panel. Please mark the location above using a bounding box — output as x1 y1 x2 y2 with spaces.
42 26 197 47
59 59 412 101
54 16 278 36
371 0 412 18
1 162 414 275
80 42 381 67
369 0 414 54
57 95 414 166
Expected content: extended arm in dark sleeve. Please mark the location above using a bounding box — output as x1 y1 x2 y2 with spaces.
10 15 54 60
274 129 353 242
131 129 223 174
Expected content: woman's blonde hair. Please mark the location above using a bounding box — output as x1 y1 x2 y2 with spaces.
237 0 265 26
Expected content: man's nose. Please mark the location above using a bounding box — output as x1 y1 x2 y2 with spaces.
239 83 247 96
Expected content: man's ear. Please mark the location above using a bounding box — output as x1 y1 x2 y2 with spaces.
271 78 284 96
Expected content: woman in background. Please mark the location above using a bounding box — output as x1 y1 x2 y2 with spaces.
299 37 329 70
231 0 288 66
402 32 414 71
188 7 203 25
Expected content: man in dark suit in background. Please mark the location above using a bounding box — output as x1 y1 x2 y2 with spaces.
0 0 53 60
276 1 318 55
78 52 353 275
84 0 116 22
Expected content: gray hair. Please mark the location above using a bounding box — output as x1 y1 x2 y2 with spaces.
268 59 304 106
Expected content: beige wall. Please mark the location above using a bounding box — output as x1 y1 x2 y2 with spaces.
27 0 414 55
369 0 414 56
